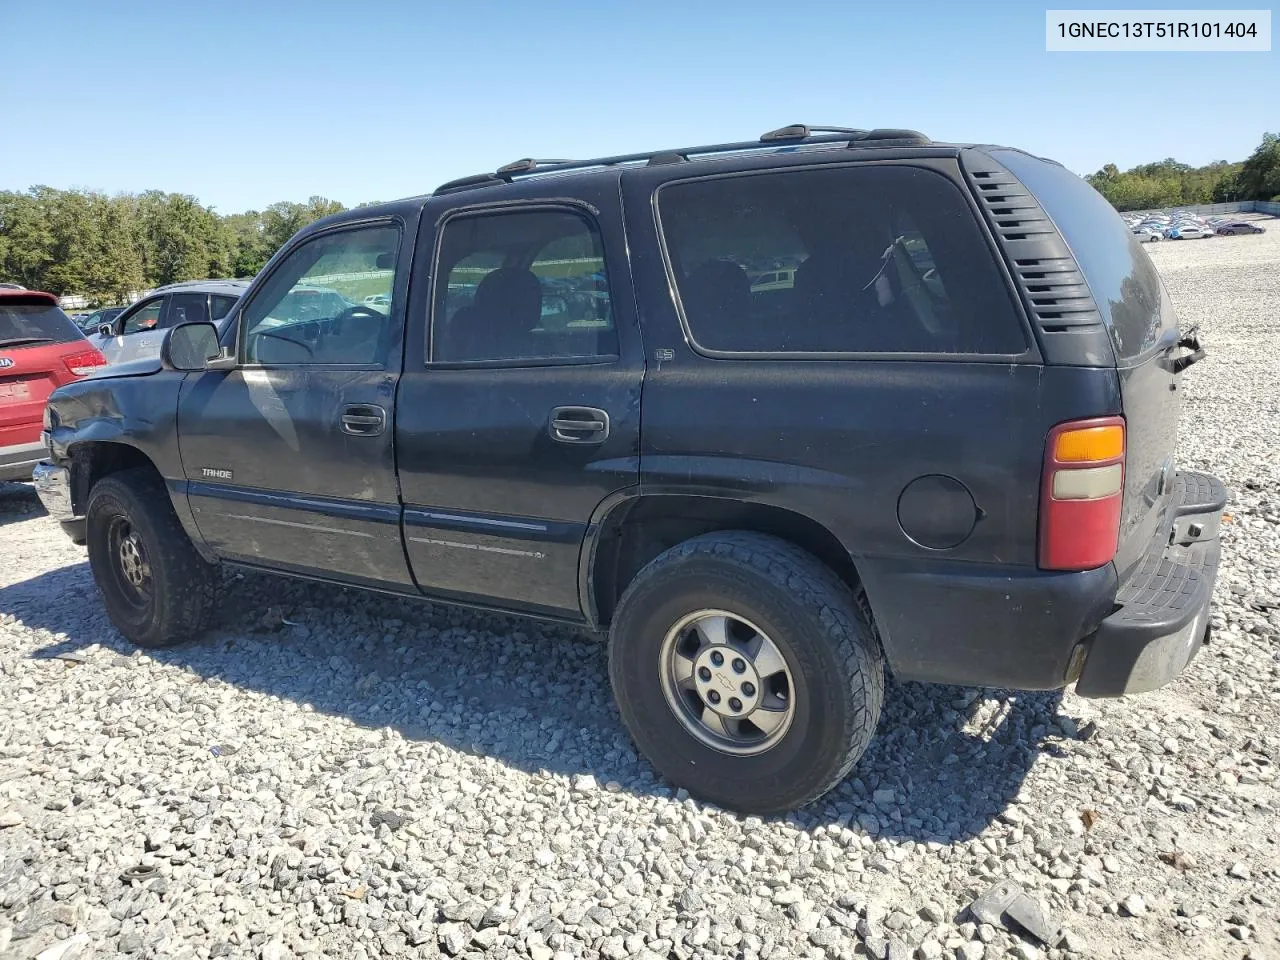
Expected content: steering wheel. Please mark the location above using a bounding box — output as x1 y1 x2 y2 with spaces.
331 304 384 336
252 330 315 362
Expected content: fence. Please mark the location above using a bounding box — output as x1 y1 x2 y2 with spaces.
1125 200 1280 218
57 288 153 311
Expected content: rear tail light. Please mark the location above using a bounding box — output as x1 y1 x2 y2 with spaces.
1039 417 1125 571
63 348 108 377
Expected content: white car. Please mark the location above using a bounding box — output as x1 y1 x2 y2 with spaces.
1133 227 1162 243
1166 224 1213 240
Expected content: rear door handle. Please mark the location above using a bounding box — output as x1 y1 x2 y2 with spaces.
341 404 386 437
549 406 610 444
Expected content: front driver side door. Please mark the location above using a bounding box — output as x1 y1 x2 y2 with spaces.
94 295 167 364
176 220 413 589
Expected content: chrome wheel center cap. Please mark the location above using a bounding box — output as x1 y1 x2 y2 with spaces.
692 645 761 716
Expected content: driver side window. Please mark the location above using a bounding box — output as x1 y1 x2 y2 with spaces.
121 297 165 335
241 225 400 366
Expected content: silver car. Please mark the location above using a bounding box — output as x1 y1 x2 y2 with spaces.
87 279 249 365
1165 224 1213 240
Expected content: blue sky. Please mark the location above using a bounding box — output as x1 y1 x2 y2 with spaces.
2 0 1274 212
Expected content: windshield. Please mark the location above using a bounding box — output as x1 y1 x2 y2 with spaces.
0 301 85 345
269 289 354 325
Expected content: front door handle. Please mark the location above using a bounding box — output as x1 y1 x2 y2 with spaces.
549 406 610 444
341 404 386 437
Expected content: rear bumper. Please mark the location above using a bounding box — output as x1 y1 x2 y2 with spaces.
32 461 87 544
0 440 47 482
857 470 1226 694
1075 470 1226 697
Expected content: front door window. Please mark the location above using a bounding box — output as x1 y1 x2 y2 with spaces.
121 298 164 335
240 226 400 365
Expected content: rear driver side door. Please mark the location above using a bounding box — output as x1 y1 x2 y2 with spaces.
396 191 644 618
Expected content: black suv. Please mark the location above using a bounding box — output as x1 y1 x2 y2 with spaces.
34 125 1225 813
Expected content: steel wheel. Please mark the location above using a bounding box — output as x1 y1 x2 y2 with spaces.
658 608 795 756
107 516 151 610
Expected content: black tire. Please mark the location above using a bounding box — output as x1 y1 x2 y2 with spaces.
608 531 884 814
86 467 217 648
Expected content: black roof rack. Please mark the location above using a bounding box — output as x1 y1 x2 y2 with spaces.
760 124 868 141
433 125 932 194
495 157 573 175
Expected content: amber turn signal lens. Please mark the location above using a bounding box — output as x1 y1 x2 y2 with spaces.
1054 424 1124 463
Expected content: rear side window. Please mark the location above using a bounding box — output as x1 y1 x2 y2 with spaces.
658 165 1025 355
168 293 212 326
0 300 84 345
211 295 239 320
431 208 618 364
990 150 1174 361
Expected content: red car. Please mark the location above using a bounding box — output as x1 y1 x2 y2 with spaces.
0 290 107 481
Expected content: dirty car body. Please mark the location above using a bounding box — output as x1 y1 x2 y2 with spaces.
34 125 1226 813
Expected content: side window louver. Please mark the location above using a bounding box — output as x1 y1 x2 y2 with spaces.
963 154 1104 336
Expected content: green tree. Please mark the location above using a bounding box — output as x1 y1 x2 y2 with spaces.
85 195 145 302
42 189 99 295
1212 168 1242 203
136 191 225 286
1087 157 1242 211
221 210 269 278
1237 132 1280 201
0 188 57 290
260 196 346 260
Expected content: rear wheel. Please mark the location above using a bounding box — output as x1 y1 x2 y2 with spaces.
609 532 884 814
86 468 217 648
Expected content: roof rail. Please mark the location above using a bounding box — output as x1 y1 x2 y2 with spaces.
760 124 869 141
495 157 573 175
432 125 932 195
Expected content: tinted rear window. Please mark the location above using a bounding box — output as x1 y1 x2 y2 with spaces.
990 150 1175 361
0 301 84 345
658 164 1026 355
211 295 239 320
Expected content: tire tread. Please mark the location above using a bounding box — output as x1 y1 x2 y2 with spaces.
87 468 217 648
612 530 884 811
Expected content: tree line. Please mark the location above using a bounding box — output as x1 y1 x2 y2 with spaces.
1087 131 1280 211
0 190 350 303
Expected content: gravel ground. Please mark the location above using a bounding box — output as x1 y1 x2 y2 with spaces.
2 224 1278 960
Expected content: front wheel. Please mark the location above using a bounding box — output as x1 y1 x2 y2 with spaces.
86 468 218 648
609 532 884 814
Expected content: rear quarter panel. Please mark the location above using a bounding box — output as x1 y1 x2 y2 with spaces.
620 154 1127 687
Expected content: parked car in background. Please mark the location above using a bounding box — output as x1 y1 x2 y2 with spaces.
363 292 393 313
86 279 249 365
1132 227 1162 243
1166 224 1213 240
76 306 126 333
1216 221 1266 236
0 290 107 481
256 285 355 329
